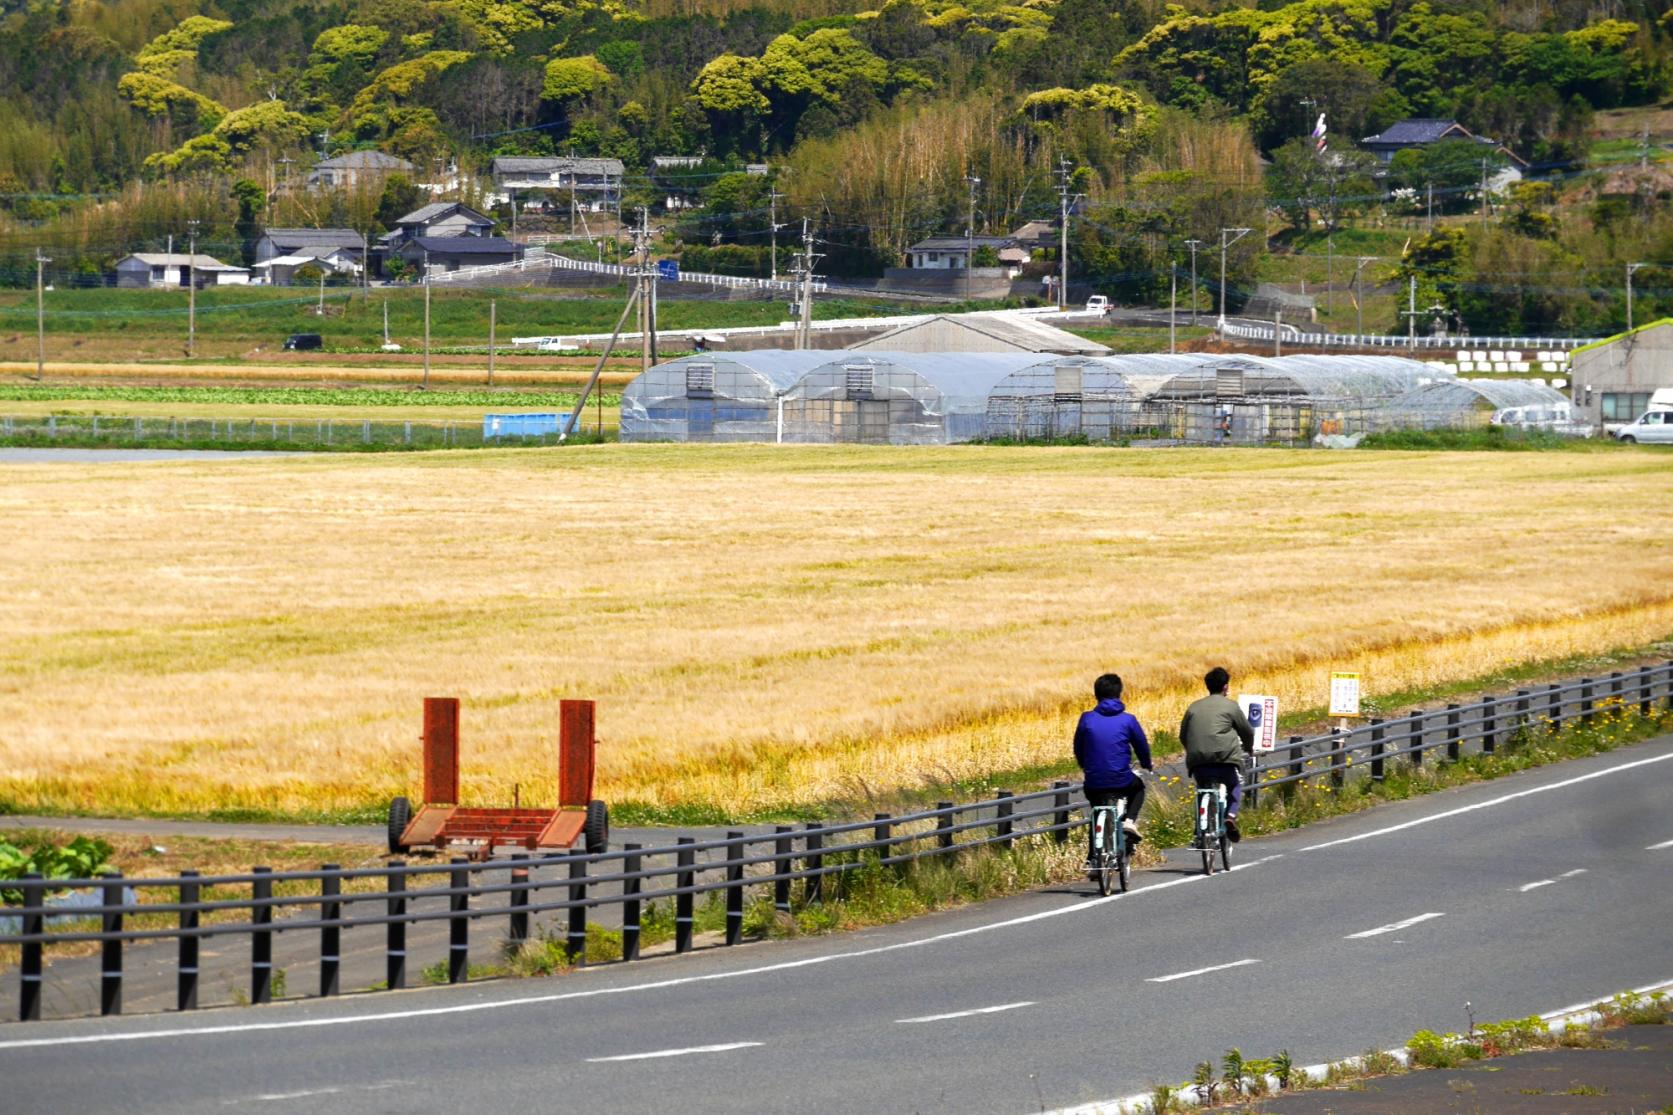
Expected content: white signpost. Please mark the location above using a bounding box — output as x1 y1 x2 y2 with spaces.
1330 672 1362 736
1239 693 1279 753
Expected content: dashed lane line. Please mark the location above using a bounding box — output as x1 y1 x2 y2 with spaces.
1146 959 1260 983
1519 869 1587 893
1344 912 1444 939
585 1042 762 1063
896 1002 1034 1024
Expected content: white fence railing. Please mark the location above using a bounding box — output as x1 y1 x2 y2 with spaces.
428 249 824 296
1219 320 1598 352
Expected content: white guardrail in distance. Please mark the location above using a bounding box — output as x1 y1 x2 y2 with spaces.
430 248 824 296
1219 320 1598 351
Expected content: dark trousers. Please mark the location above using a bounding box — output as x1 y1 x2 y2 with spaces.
1085 781 1145 856
1192 763 1243 818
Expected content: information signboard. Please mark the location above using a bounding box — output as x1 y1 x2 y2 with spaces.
1239 693 1279 753
1329 672 1362 718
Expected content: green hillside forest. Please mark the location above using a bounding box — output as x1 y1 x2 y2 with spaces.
1 0 1669 333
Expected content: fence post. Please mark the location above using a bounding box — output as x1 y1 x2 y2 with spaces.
320 865 340 999
1408 713 1425 769
725 832 745 946
1244 754 1259 811
1580 677 1595 725
1609 671 1623 717
995 790 1014 849
675 838 695 953
175 869 198 1013
19 873 43 1022
1516 689 1531 741
622 844 642 961
1367 718 1385 781
1548 682 1563 731
251 866 273 1005
1641 666 1655 717
1286 736 1305 790
773 827 793 914
803 824 824 905
566 855 587 965
1446 703 1462 762
100 872 124 1016
1051 782 1071 844
386 861 407 990
936 803 955 852
873 813 892 866
508 854 529 947
1330 730 1347 787
449 856 470 983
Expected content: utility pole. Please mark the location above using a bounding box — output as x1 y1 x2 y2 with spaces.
965 169 981 303
1403 274 1418 353
186 219 199 358
361 229 370 296
1274 310 1282 357
382 299 390 347
1184 238 1202 324
1627 262 1645 331
1217 227 1252 326
34 248 49 380
1352 256 1375 337
797 217 819 350
1479 158 1490 228
1425 181 1434 234
769 187 784 281
422 249 432 390
316 267 326 314
1056 157 1075 311
487 299 496 386
634 207 654 373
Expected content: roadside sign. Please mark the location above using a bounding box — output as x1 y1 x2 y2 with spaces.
657 259 680 281
1239 693 1279 752
1329 672 1362 718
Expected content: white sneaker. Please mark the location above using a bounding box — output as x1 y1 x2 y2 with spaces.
1122 819 1140 836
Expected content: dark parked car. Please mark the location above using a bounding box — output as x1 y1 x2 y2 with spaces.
283 333 323 351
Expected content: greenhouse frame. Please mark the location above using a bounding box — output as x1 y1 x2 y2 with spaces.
984 354 1219 441
777 352 1041 444
1377 378 1578 431
618 351 835 442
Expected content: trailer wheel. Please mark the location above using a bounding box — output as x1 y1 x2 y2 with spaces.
584 800 609 855
387 796 412 854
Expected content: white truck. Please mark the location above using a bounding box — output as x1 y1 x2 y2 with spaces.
1085 294 1110 314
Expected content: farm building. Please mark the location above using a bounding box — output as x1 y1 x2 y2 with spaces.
1567 319 1673 433
778 352 1039 444
849 313 1109 355
1378 378 1579 432
619 351 836 442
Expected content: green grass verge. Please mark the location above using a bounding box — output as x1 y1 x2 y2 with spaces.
1357 427 1626 451
0 385 614 409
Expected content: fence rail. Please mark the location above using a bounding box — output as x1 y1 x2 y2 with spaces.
4 661 1668 1022
1218 320 1598 352
428 249 824 296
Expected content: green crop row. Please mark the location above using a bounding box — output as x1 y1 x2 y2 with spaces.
0 385 619 409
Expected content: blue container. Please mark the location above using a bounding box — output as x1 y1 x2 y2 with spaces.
483 413 567 439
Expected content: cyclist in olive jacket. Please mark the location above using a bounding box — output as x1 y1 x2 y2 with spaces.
1179 666 1255 842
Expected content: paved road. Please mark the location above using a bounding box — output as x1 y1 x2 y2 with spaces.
3 737 1670 1114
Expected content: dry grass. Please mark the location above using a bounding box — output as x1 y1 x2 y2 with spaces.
2 444 1671 820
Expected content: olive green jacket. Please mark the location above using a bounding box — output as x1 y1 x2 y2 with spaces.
1179 693 1255 768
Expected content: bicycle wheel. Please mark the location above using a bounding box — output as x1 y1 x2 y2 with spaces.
1200 838 1215 876
1219 831 1233 872
1098 852 1117 896
1117 843 1131 893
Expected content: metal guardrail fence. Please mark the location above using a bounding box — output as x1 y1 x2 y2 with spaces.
1219 320 1598 352
3 661 1668 1022
428 249 824 296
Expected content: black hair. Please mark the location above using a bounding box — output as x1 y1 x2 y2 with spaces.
1204 666 1230 694
1094 673 1123 700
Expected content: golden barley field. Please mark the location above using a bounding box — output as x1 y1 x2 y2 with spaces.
3 444 1672 820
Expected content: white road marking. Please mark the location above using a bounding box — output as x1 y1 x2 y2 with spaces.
896 1001 1034 1024
1520 869 1586 893
223 1081 407 1106
1649 839 1673 851
1146 958 1260 983
1344 912 1444 939
1302 750 1673 852
586 1042 760 1063
0 855 1286 1051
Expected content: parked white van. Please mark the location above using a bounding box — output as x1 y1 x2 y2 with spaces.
1613 408 1673 444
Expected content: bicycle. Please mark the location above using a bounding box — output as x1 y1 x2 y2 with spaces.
1088 799 1133 896
1193 780 1232 876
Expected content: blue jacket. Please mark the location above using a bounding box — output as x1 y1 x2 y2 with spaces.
1073 698 1152 790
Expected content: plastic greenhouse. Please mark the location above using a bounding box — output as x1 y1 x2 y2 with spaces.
1377 378 1578 431
618 351 836 442
984 354 1223 441
777 352 1041 444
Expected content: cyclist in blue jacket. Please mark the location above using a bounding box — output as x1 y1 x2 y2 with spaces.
1072 673 1153 866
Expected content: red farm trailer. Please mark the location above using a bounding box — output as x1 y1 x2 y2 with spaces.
387 697 608 859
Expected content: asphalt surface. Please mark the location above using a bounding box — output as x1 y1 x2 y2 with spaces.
3 736 1670 1115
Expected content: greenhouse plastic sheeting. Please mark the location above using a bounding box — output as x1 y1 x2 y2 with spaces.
619 351 835 442
778 352 1041 444
985 354 1224 440
1378 378 1576 430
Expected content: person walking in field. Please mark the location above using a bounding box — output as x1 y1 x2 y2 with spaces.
1180 666 1255 842
1073 673 1153 865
